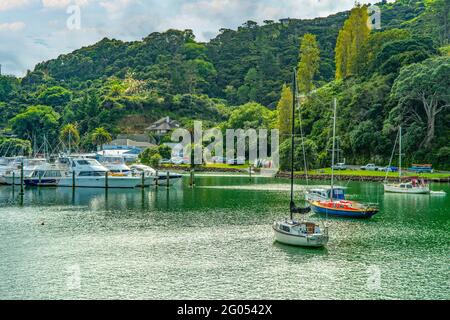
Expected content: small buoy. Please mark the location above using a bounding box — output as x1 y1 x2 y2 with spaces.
41 222 45 226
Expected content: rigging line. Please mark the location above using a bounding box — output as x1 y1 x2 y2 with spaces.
295 81 309 186
385 128 399 183
290 68 297 221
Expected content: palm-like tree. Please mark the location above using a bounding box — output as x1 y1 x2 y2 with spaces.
91 127 112 150
60 124 80 153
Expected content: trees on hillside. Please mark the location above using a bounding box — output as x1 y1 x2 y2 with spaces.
0 138 32 157
9 105 60 146
227 102 276 130
427 0 450 45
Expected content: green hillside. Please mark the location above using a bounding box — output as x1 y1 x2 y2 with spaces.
0 0 449 168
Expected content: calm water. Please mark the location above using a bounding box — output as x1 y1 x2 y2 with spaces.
0 175 448 300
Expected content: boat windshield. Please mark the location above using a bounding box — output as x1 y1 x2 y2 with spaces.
76 159 100 166
78 171 107 177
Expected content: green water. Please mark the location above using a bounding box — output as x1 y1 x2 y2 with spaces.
0 176 448 300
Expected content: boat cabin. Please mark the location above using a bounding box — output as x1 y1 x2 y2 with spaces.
307 187 346 201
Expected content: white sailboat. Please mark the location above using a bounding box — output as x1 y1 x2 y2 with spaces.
383 127 430 194
273 68 329 248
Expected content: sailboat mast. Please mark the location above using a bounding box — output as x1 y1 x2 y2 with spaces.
330 98 337 201
290 69 297 220
399 126 402 181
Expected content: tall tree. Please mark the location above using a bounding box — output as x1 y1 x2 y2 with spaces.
277 84 293 142
390 56 450 148
335 5 371 79
297 33 321 94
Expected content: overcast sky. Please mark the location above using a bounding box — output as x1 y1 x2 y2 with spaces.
0 0 386 77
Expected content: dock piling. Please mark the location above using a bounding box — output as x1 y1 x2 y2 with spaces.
19 163 24 196
189 169 195 187
166 171 170 189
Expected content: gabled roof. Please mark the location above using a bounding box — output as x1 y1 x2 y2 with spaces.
146 116 180 131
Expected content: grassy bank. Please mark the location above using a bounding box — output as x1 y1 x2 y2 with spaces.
305 168 450 180
158 164 450 182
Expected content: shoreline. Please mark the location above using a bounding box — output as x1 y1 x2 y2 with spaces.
158 165 450 183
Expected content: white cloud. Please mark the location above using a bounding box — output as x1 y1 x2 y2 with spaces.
0 21 26 31
41 0 89 9
0 0 390 76
99 0 134 14
0 0 31 11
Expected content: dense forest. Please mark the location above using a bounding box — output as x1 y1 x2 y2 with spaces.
0 0 449 169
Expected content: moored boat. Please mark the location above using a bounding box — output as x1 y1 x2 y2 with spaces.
383 127 430 194
273 68 328 248
307 98 379 219
309 199 379 218
3 158 49 185
384 180 430 194
57 158 140 188
130 164 182 186
273 220 328 247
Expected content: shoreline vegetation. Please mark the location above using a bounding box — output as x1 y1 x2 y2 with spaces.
159 164 450 182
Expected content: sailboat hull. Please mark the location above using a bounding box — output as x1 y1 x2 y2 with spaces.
272 226 328 247
383 184 429 194
310 202 378 218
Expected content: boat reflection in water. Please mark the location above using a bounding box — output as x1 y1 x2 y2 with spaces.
0 184 185 211
383 192 431 214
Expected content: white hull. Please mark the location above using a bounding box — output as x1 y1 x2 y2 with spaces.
58 176 141 188
384 184 430 194
273 227 328 247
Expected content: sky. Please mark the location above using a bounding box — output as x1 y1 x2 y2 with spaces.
0 0 386 77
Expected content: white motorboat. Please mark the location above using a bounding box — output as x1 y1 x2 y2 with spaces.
23 163 64 187
57 158 140 188
99 156 133 176
383 127 430 194
3 158 49 185
0 157 23 184
130 164 182 186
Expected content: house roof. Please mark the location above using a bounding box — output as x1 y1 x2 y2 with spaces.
146 116 180 131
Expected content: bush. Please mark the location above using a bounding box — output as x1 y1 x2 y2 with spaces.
158 144 172 159
139 146 159 164
149 154 162 168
